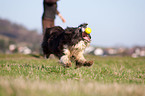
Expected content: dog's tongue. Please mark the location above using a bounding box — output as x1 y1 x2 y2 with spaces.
83 36 91 41
82 32 91 42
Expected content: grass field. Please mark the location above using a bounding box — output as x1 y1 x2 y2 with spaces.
0 54 145 96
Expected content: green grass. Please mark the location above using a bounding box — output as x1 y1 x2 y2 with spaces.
0 54 145 96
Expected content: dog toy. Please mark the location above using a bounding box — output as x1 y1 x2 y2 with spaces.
85 27 91 34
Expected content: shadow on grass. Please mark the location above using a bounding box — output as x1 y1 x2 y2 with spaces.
29 54 43 58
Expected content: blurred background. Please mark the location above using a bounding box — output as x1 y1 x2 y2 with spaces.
0 0 145 57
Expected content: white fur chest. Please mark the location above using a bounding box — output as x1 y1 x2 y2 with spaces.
71 40 90 51
62 40 90 58
69 40 90 58
60 41 90 65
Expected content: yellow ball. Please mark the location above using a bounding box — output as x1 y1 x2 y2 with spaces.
85 27 92 34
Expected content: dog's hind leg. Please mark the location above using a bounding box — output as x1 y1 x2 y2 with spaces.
44 53 50 59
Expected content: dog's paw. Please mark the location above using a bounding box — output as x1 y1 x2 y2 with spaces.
83 61 93 67
64 63 72 68
75 61 84 69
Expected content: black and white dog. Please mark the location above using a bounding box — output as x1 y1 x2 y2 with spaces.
42 23 93 68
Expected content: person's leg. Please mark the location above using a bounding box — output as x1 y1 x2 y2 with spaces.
42 18 54 35
42 18 55 59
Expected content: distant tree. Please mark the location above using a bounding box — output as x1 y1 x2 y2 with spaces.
0 39 8 53
0 18 42 54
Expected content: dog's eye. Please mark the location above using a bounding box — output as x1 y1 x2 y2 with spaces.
81 28 85 32
83 35 86 37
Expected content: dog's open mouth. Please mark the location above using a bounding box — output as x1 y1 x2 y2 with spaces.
82 32 91 42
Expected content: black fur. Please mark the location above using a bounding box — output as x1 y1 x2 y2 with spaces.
41 23 93 68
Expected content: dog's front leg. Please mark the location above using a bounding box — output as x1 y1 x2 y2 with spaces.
74 51 93 68
73 51 86 68
59 48 72 68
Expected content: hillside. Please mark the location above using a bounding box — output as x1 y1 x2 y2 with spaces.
0 18 42 53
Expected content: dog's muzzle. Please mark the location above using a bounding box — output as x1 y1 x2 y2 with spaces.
82 32 91 42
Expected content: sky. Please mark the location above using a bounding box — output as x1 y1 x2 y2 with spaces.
0 0 145 47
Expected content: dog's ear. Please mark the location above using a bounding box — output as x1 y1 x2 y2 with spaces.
78 23 88 33
65 27 77 34
78 23 88 28
79 27 85 33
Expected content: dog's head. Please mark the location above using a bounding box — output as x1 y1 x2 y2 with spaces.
64 23 91 45
78 23 91 42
